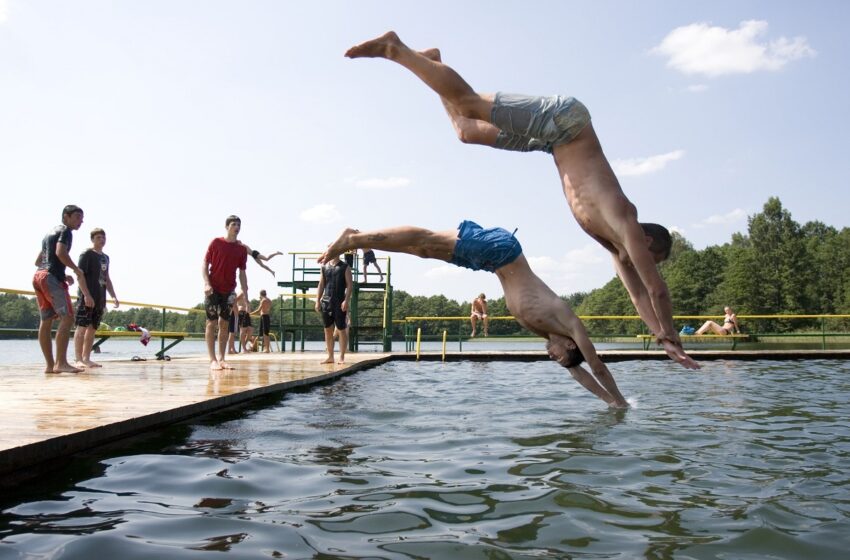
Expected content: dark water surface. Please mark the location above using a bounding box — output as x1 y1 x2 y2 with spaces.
2 359 849 559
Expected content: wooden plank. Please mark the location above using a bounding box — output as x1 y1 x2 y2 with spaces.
0 352 390 484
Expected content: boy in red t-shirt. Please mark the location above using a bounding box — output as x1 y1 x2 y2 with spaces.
202 215 249 370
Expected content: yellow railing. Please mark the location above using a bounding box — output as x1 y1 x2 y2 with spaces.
1 287 205 357
401 313 850 322
399 313 850 352
1 287 201 314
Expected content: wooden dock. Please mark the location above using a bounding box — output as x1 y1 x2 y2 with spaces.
0 351 393 485
3 348 850 486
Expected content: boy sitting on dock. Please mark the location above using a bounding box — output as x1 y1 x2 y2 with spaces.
319 223 629 408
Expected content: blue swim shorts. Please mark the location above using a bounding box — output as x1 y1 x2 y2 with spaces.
491 93 591 154
450 221 523 272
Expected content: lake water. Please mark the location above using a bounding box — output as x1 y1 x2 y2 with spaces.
0 338 638 366
1 359 849 559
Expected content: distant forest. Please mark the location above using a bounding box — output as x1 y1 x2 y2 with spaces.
3 197 849 338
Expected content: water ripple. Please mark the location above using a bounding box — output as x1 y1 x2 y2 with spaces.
2 359 850 558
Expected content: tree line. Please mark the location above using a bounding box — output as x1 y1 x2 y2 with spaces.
3 198 849 339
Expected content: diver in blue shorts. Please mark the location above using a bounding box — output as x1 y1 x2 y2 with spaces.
319 224 629 408
346 31 699 371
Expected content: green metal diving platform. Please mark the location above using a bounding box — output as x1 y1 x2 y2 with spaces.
277 252 393 352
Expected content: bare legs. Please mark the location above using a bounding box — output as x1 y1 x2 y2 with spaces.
469 314 489 337
227 330 238 354
206 318 233 370
227 303 239 354
323 328 347 363
37 317 55 373
240 325 254 352
364 262 384 283
38 314 82 373
337 327 347 364
346 32 493 123
319 226 457 265
696 320 727 335
74 325 101 368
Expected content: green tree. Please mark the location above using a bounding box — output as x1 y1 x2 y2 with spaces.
664 246 725 316
747 197 809 315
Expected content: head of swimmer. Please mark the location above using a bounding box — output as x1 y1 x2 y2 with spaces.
641 223 672 264
546 335 585 369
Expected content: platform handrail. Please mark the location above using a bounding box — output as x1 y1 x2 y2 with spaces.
1 287 202 314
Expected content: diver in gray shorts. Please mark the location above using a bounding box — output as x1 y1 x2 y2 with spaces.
346 31 699 371
490 93 591 153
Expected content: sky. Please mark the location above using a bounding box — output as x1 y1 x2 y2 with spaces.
1 1 848 310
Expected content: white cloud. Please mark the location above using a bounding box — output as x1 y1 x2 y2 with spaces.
612 150 685 177
652 20 815 78
424 265 465 279
685 84 708 93
0 0 8 23
525 244 611 295
347 176 411 189
527 245 607 273
670 225 686 236
299 204 341 225
692 208 747 229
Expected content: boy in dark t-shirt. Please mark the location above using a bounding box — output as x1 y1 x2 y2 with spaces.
315 254 352 365
73 228 119 368
32 205 93 374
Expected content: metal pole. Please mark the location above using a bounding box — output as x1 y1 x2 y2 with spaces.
442 330 447 362
160 307 166 356
279 294 285 352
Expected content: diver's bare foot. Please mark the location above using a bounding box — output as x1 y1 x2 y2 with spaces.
345 31 404 59
320 357 334 364
661 339 701 370
268 251 282 259
220 361 235 370
319 228 359 263
44 365 55 374
210 360 223 371
73 361 87 369
83 360 101 368
54 363 82 373
337 358 345 364
420 48 441 62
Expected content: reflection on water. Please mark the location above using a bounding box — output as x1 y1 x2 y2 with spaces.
2 359 850 559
